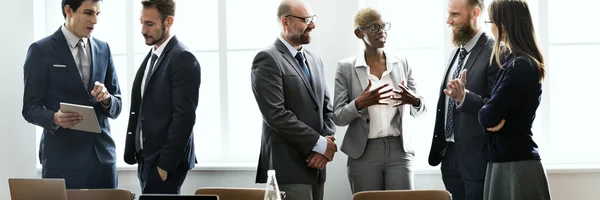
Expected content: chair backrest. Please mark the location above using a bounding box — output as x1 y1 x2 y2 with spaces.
352 190 452 200
8 178 68 200
195 187 265 200
66 189 135 200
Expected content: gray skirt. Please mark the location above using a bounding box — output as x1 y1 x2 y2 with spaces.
484 160 551 200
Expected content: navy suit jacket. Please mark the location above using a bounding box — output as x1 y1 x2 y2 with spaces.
124 36 200 173
479 54 542 162
22 28 122 169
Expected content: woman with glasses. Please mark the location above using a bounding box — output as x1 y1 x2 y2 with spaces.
479 1 551 200
332 7 426 194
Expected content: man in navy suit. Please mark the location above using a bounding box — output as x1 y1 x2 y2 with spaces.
124 0 200 195
22 0 121 189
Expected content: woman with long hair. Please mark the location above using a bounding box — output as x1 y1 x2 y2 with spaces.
478 0 551 199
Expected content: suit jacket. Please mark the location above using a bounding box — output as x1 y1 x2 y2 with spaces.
333 53 426 159
251 39 336 184
124 36 200 173
479 54 542 162
22 28 122 169
428 32 499 168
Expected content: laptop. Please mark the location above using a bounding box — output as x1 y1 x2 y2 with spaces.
8 178 68 200
139 194 219 200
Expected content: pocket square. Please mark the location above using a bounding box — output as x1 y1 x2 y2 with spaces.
52 64 67 68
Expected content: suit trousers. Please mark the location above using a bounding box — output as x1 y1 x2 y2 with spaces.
347 136 414 194
137 152 188 196
279 183 324 200
441 142 486 200
42 149 117 189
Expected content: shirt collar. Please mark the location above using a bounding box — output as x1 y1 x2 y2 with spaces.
278 35 304 57
61 24 89 49
152 34 175 58
462 28 484 52
354 49 399 68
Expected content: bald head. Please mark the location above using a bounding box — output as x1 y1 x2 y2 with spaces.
277 0 311 20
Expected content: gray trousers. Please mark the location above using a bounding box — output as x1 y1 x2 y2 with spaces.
347 136 414 194
279 183 324 200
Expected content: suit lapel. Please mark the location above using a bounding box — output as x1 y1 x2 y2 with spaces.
51 29 89 94
135 51 151 101
354 66 369 91
304 52 321 103
274 39 318 104
463 32 491 80
88 38 99 90
143 36 179 96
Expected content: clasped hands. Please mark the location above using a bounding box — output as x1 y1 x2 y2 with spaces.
306 136 337 169
354 79 421 110
52 81 111 128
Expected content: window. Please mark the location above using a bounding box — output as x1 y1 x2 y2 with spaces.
545 0 600 164
364 0 600 169
34 0 280 168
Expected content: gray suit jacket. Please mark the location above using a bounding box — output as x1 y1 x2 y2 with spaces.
333 53 426 159
428 32 499 173
251 39 335 184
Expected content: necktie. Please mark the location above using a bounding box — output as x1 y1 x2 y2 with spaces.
445 47 468 138
136 53 158 152
77 39 90 90
294 52 311 82
143 54 159 91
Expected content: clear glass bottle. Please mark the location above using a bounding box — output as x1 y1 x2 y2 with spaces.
264 170 282 200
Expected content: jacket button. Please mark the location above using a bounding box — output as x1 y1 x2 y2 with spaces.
366 118 370 124
141 116 145 121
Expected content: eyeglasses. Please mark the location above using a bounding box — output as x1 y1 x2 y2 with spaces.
359 22 391 33
484 20 494 24
285 15 318 24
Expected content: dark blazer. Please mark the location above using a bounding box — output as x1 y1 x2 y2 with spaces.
479 54 542 162
251 39 336 184
124 36 200 173
22 28 122 170
428 32 499 175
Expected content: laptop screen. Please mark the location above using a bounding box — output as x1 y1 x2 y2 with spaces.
139 194 218 200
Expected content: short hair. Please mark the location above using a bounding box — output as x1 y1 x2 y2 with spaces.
353 7 380 29
468 0 484 10
277 1 292 19
61 0 102 18
141 0 176 21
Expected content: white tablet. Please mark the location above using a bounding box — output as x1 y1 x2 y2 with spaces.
60 102 101 133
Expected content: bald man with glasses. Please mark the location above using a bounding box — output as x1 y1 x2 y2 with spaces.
250 0 336 200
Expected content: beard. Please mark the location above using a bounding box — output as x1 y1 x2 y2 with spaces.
144 24 167 46
289 24 312 45
451 17 476 46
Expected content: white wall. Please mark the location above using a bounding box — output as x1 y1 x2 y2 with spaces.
3 0 600 200
0 0 39 199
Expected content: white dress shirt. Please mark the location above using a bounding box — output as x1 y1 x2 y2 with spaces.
445 29 484 142
277 36 328 155
354 51 401 139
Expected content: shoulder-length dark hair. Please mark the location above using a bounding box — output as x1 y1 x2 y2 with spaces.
489 0 545 82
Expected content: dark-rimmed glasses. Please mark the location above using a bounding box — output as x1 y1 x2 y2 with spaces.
359 22 391 33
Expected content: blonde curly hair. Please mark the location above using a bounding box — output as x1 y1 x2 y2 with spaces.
353 7 381 29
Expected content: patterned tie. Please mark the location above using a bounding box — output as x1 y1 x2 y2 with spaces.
294 52 311 82
445 47 468 138
77 39 90 90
